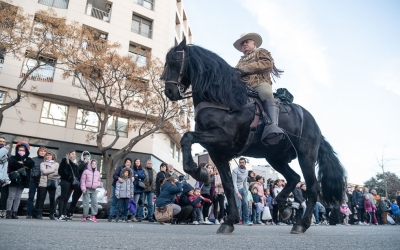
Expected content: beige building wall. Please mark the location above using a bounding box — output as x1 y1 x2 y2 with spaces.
0 0 193 175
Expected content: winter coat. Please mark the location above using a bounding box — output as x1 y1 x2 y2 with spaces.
132 167 146 194
115 168 134 198
188 194 211 208
391 204 400 215
112 165 132 187
372 194 381 207
265 195 273 209
80 165 101 192
364 192 376 206
293 187 306 203
201 175 214 196
252 193 261 208
236 48 275 88
340 204 352 215
179 183 200 207
39 160 59 187
273 185 283 200
0 147 10 183
379 200 391 212
155 171 167 197
352 190 364 209
143 167 157 193
31 148 46 183
8 144 34 188
155 181 182 207
58 155 79 183
364 199 374 213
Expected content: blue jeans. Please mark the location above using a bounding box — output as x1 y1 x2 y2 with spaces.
108 186 117 219
133 193 143 217
252 207 260 223
234 188 249 223
314 204 320 223
27 181 39 216
116 198 129 219
138 192 154 220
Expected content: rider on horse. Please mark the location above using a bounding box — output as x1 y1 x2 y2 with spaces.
234 33 284 145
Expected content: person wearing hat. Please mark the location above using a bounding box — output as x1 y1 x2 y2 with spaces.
234 33 284 145
6 141 34 219
26 145 47 219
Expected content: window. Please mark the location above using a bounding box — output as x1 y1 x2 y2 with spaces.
129 44 148 67
175 146 180 162
87 1 112 22
40 101 68 126
133 0 154 10
131 14 152 38
0 91 5 105
76 109 99 132
107 116 128 137
0 50 4 73
170 141 175 158
38 0 69 9
82 26 108 51
20 55 56 82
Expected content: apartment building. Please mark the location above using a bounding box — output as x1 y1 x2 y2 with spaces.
0 0 194 183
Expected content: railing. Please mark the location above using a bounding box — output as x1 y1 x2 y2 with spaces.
38 0 69 9
20 65 55 82
91 7 110 22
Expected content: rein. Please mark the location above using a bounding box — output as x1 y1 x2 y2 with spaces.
164 50 194 99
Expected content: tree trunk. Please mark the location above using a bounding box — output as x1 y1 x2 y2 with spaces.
106 163 115 199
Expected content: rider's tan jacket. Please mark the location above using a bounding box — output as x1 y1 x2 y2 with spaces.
236 48 274 88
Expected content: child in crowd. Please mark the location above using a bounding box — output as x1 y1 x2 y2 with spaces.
251 186 263 224
363 194 375 225
264 188 275 225
115 168 134 223
340 200 352 226
390 199 400 224
80 159 101 222
188 188 211 224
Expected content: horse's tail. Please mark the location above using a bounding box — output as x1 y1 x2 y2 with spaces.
317 136 346 206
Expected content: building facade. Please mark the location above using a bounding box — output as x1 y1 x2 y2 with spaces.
0 0 193 184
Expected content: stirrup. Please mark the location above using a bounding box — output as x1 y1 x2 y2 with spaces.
261 123 284 145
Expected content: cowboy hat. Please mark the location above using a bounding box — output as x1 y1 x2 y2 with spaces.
233 33 262 51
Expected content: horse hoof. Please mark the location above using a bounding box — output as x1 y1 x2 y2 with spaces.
195 166 210 184
216 223 235 234
290 224 307 234
281 207 292 220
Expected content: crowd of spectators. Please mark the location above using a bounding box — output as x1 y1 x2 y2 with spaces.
1 139 399 226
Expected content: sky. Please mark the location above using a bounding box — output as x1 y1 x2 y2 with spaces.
182 0 400 184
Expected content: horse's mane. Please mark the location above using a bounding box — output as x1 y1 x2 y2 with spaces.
180 45 248 110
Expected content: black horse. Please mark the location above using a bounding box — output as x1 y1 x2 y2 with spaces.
161 39 346 234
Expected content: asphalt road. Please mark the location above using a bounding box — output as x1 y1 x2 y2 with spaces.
1 218 399 250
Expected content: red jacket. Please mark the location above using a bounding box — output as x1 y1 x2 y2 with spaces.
188 194 211 208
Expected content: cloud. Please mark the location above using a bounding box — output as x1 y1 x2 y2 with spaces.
239 0 331 89
373 58 400 95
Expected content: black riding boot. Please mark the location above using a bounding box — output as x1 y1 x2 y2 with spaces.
11 211 18 219
6 210 12 219
261 98 284 145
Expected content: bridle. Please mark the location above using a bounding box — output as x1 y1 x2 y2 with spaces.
163 50 193 100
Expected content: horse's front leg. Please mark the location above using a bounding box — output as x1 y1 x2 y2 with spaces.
180 132 210 183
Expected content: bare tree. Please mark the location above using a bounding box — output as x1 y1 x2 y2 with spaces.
58 26 192 195
375 144 396 198
0 5 67 125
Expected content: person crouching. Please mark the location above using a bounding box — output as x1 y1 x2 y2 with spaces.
80 159 101 222
115 168 134 223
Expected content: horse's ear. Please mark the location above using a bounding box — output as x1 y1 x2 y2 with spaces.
176 37 186 51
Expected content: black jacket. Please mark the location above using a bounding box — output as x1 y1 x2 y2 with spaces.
8 147 34 188
156 171 167 197
293 187 306 203
58 157 79 183
31 155 45 183
112 165 133 187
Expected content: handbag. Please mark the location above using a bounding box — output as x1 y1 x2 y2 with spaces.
69 164 80 186
137 179 145 189
47 179 57 189
154 204 173 222
262 206 272 220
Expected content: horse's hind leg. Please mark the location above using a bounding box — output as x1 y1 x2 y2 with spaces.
208 152 238 234
267 159 300 224
291 153 318 234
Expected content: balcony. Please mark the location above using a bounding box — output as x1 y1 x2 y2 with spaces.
38 0 69 9
86 0 112 22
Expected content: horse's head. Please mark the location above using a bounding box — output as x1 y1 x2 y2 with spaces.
161 38 189 101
